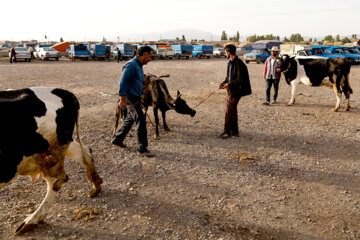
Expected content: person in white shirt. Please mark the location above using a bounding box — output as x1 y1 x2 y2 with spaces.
263 46 281 105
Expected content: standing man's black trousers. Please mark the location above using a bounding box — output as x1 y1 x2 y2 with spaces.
266 78 280 102
224 96 241 136
114 95 148 152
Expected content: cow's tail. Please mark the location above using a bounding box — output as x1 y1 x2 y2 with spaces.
72 113 102 198
112 99 121 138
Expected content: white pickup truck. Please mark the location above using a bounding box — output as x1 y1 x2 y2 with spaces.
157 46 174 59
280 44 326 59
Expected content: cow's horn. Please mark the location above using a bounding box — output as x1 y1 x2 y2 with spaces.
158 74 170 78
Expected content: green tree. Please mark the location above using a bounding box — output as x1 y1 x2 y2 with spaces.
342 37 351 44
221 30 228 40
323 35 334 42
102 36 107 42
309 38 312 42
351 34 357 40
236 31 240 41
289 33 304 42
314 38 317 42
335 34 341 42
60 37 64 42
176 37 180 41
283 36 290 42
181 35 186 42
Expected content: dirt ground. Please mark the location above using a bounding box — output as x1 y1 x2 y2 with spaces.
0 58 360 240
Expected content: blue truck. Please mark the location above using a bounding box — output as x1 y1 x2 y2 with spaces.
323 46 359 64
244 40 282 64
90 44 106 60
310 45 341 59
341 47 360 64
67 44 90 61
192 45 214 58
171 44 193 59
114 44 137 59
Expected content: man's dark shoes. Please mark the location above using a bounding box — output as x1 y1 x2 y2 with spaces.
111 138 126 148
218 132 231 139
137 148 155 158
232 133 240 137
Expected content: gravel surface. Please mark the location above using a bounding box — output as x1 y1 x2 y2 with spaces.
0 58 360 240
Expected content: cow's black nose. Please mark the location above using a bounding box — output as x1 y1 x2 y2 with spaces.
191 110 196 117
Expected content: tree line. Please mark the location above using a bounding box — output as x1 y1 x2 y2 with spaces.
220 31 358 44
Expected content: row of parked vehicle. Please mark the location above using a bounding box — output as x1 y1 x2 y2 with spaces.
4 43 229 62
243 40 360 64
6 41 360 64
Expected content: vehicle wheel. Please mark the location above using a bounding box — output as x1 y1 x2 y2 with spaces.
245 60 249 64
256 57 262 64
56 57 59 61
348 58 355 64
42 56 45 61
186 56 189 59
28 58 31 62
207 56 210 59
176 54 180 59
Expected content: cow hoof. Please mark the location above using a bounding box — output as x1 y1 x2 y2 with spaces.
332 107 339 112
344 106 350 111
88 186 101 198
153 134 159 140
286 103 294 106
15 222 38 235
164 128 171 132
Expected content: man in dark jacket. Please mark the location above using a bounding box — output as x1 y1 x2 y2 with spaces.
218 44 251 139
9 47 16 63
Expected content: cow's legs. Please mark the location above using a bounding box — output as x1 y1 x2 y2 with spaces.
15 176 58 235
332 83 341 112
66 141 102 198
342 74 352 111
287 80 298 105
162 110 170 132
153 108 160 138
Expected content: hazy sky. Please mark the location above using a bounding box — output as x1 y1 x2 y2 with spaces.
1 0 359 42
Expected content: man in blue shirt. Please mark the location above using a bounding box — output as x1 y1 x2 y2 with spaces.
112 46 154 156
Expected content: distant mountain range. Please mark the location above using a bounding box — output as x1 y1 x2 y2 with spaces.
112 29 356 43
115 29 221 42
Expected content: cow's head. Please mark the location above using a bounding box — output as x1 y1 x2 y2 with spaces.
279 55 297 84
174 90 196 117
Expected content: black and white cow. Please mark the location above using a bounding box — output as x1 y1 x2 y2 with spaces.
0 87 102 234
279 56 352 111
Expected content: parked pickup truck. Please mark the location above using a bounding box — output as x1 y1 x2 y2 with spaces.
310 45 341 59
244 40 282 64
115 44 137 59
171 44 193 59
280 44 326 59
90 44 106 60
157 45 174 59
323 46 359 64
68 44 90 61
236 43 253 58
213 47 225 57
192 45 213 58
